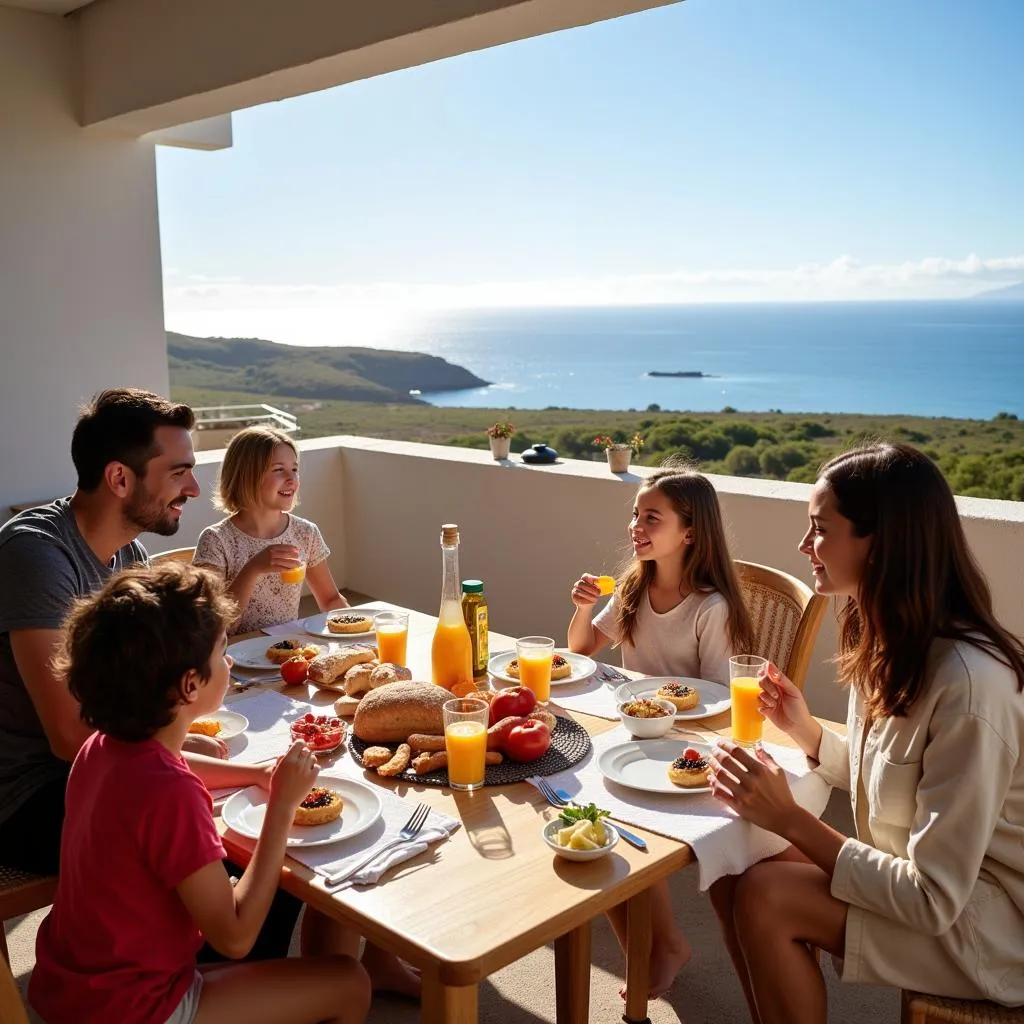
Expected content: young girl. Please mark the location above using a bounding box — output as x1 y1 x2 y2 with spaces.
194 426 348 632
568 465 755 998
29 562 370 1024
706 442 1024 1024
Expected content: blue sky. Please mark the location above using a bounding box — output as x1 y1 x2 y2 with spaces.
159 0 1024 342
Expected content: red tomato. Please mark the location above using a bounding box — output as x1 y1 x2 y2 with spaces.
488 686 537 726
280 657 309 685
503 719 551 762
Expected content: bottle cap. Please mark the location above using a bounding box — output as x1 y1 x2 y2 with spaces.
462 580 483 594
441 524 459 544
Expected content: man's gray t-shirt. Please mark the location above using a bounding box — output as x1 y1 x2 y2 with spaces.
0 498 147 825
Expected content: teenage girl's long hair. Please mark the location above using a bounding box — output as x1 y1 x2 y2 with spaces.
822 442 1024 718
614 467 754 652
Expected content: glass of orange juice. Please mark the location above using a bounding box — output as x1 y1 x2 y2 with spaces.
374 611 409 667
730 654 767 747
443 697 489 790
516 636 555 704
279 563 306 585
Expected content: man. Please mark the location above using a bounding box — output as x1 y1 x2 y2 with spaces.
0 388 225 872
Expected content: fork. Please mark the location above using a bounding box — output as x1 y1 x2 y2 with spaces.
531 777 648 852
323 802 430 888
599 663 629 684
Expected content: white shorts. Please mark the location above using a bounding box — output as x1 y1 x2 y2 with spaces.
164 971 203 1024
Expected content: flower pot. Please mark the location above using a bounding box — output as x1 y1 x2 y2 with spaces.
489 436 512 460
606 446 632 473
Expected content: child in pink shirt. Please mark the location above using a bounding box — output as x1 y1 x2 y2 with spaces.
30 563 370 1024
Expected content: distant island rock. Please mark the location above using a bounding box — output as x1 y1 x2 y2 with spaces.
646 370 717 378
167 332 489 405
969 282 1024 302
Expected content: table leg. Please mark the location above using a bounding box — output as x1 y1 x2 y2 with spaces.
554 921 592 1024
422 969 479 1024
623 887 653 1024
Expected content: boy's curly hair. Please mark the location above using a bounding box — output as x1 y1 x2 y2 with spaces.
58 562 237 741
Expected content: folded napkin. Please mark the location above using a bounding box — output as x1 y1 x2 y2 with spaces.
548 668 623 720
533 725 831 890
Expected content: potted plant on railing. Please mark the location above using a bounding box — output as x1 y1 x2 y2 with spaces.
594 433 645 473
485 421 516 460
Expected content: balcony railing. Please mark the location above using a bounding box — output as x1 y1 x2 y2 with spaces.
191 404 299 450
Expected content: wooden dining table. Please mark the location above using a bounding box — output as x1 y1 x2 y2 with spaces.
220 603 822 1024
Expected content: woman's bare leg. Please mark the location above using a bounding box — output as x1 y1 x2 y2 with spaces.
607 878 691 999
195 955 370 1024
709 847 811 1024
732 861 847 1024
300 908 421 999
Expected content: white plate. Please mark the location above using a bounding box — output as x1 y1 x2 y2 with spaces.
222 775 383 848
302 608 386 639
613 677 731 722
195 709 248 740
227 635 328 670
598 738 713 795
488 649 597 688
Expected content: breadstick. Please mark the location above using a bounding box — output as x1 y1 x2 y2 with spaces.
412 750 504 775
376 743 411 777
362 746 392 768
407 733 446 753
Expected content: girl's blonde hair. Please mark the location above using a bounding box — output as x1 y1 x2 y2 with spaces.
614 465 754 652
215 426 299 515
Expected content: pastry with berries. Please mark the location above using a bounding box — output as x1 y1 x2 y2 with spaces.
656 680 700 712
293 787 343 826
668 746 710 788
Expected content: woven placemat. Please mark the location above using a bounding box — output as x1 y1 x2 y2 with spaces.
349 715 592 787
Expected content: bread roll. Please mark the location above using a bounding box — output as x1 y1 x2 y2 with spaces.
308 644 376 689
353 682 450 742
368 663 413 689
343 661 378 697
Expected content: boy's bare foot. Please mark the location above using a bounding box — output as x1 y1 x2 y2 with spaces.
361 942 422 999
619 935 692 1001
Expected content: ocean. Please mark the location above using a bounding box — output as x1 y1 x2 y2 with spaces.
393 302 1024 419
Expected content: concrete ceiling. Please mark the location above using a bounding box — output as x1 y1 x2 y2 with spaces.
0 0 92 12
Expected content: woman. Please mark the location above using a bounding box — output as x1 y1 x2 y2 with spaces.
706 442 1024 1024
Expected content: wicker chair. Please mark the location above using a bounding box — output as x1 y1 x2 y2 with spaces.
735 559 827 690
149 546 196 565
0 950 29 1024
902 990 1024 1023
0 865 57 964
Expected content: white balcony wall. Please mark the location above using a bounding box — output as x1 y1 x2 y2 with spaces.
0 8 169 513
152 437 1024 724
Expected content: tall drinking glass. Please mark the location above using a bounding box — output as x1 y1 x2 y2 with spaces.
730 655 767 748
374 611 409 667
443 697 489 791
516 636 555 703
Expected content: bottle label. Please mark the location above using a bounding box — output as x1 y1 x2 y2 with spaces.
475 607 489 669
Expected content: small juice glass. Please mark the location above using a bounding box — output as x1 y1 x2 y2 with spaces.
443 697 489 791
516 636 555 703
374 611 409 667
279 563 306 586
730 654 767 747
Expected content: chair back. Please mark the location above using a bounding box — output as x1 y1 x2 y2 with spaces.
0 953 28 1024
902 988 1024 1022
150 547 196 565
735 560 826 690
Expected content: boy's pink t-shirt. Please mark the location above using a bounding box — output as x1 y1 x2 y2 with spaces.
29 732 226 1024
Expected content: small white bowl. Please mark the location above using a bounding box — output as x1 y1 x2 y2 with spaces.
617 697 677 738
542 817 619 862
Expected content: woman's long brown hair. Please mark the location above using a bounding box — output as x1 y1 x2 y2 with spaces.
614 468 754 652
822 442 1024 717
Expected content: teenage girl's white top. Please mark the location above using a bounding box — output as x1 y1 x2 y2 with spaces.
592 588 733 684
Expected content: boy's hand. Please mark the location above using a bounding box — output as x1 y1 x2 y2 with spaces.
248 544 301 576
570 574 602 610
268 740 319 811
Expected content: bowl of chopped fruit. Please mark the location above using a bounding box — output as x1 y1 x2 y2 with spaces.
543 803 619 862
290 713 346 754
617 696 677 738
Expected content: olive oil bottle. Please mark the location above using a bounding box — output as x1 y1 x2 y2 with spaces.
461 579 489 684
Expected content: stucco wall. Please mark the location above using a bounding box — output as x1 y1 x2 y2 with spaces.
0 8 169 512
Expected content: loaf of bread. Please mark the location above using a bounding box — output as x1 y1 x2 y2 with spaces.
352 682 450 742
308 644 376 690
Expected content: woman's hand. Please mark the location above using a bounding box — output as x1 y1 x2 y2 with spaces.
758 662 821 755
246 544 301 577
182 733 228 759
570 574 602 610
708 740 799 835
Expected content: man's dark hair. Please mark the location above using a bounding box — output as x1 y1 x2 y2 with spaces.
71 388 195 491
59 563 236 742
